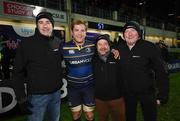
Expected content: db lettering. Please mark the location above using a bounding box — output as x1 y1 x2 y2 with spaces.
0 87 17 114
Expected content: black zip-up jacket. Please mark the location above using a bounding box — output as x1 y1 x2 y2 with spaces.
12 29 63 101
118 39 169 103
92 52 123 101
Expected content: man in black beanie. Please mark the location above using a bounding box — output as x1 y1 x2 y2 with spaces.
36 12 54 27
122 21 141 37
117 20 169 121
12 11 63 121
93 34 125 121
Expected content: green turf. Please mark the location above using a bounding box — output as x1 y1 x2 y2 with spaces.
1 72 180 121
137 72 180 121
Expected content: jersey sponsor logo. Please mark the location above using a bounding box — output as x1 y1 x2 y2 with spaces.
69 58 92 64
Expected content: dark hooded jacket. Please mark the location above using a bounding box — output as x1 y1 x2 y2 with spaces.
92 35 123 100
93 52 123 100
12 28 63 101
118 39 169 103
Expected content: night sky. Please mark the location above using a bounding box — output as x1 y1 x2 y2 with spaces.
119 0 178 18
138 0 179 25
92 0 179 25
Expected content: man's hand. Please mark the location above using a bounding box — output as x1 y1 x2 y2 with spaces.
111 49 120 59
156 99 161 105
156 98 168 106
18 101 33 115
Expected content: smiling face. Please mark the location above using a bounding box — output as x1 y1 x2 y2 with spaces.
97 39 110 56
71 24 87 45
37 18 53 37
124 27 140 46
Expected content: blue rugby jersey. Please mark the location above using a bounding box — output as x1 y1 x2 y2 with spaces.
61 40 95 88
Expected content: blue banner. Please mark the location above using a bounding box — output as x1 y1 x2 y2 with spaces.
168 59 180 73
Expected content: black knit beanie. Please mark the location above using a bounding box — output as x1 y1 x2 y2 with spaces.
36 12 54 27
123 21 141 36
96 34 111 45
96 34 111 60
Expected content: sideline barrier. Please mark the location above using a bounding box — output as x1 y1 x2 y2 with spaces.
0 78 68 117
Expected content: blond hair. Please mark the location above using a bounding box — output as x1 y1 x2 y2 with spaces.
71 19 88 31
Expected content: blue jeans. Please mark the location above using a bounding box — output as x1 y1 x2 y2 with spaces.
27 90 61 121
